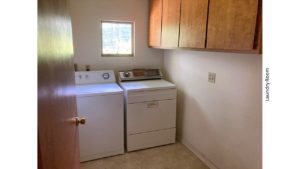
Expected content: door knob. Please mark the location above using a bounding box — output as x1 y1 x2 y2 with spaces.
75 117 86 126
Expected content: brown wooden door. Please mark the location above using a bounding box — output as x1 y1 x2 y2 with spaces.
206 0 259 50
38 0 80 168
149 0 163 47
179 0 209 48
161 0 181 48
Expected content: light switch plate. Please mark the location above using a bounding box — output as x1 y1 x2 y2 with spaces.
208 72 216 83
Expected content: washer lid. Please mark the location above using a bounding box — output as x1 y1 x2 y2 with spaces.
76 83 123 96
119 80 176 92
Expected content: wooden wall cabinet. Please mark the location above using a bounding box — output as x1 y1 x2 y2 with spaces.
148 0 262 53
206 0 259 50
149 0 181 48
179 0 209 48
149 0 163 47
161 0 181 48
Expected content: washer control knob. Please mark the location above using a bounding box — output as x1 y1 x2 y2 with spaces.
102 73 110 80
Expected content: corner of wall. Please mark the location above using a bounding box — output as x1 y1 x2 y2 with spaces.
179 137 219 169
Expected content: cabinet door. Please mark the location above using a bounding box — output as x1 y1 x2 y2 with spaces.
179 0 209 48
149 0 163 47
161 0 181 48
206 0 259 50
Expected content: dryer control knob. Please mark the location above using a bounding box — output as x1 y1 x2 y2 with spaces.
124 72 130 77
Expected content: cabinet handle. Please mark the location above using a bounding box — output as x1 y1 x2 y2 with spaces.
147 101 159 108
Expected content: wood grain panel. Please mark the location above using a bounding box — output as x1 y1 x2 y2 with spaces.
149 0 163 47
161 0 181 48
38 0 80 168
179 0 209 48
206 0 259 50
253 0 262 53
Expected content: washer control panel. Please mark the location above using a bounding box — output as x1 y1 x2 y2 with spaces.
75 70 116 85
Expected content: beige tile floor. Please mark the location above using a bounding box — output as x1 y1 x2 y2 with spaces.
80 142 210 169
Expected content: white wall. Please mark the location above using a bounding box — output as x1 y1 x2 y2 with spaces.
69 0 164 71
164 50 262 169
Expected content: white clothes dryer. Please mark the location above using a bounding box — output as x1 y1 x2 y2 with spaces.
118 69 177 152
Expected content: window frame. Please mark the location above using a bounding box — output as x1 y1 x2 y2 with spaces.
100 20 135 57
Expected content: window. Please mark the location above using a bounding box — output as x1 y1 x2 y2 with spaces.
101 21 134 56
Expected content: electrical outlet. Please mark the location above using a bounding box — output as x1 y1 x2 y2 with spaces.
208 72 216 83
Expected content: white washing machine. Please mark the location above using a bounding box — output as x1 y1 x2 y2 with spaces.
118 69 177 152
75 70 124 162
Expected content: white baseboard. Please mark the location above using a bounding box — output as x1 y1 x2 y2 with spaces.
178 138 219 169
